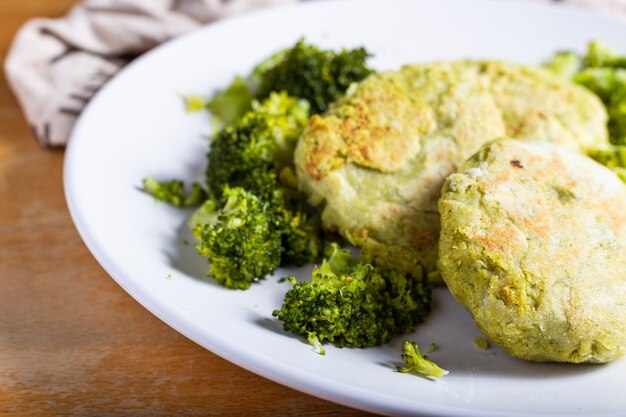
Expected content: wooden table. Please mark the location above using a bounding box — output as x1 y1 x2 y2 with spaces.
0 2 373 415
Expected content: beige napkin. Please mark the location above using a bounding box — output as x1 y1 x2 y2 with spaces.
4 0 625 147
4 0 293 147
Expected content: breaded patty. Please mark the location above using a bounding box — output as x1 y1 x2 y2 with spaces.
439 139 626 363
295 61 608 281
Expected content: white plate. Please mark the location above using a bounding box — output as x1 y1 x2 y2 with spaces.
64 1 626 415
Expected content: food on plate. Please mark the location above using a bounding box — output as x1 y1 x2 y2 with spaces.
189 92 324 289
397 340 448 379
190 186 282 289
205 39 374 126
588 145 626 181
146 36 626 367
178 40 375 289
438 139 626 363
254 39 374 114
146 39 375 290
546 40 626 179
295 61 608 282
206 91 310 201
142 177 206 207
273 243 431 349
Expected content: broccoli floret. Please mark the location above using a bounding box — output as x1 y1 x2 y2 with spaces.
584 40 626 68
273 243 431 349
188 186 323 289
206 76 253 126
572 68 626 102
276 204 323 266
572 68 626 144
191 186 282 290
608 84 626 144
201 91 323 285
206 92 310 200
185 40 372 288
588 145 626 182
397 340 448 379
142 177 207 207
205 40 374 123
147 41 371 289
545 40 626 146
255 39 374 114
544 50 581 79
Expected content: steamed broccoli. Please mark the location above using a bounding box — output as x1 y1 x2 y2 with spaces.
142 177 207 207
205 91 323 267
275 201 323 266
190 186 281 290
397 341 448 379
147 40 370 289
545 41 626 145
205 39 373 125
544 51 581 79
544 42 626 181
584 40 626 68
573 68 626 144
254 39 374 114
189 186 323 288
587 145 626 182
192 92 323 288
206 92 310 200
572 67 626 102
205 76 254 126
273 243 431 349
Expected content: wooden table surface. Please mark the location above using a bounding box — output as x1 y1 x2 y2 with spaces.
0 2 374 415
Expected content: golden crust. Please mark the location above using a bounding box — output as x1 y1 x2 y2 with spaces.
439 139 626 363
295 61 609 277
301 72 429 178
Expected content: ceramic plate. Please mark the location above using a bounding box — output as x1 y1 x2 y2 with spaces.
65 1 626 415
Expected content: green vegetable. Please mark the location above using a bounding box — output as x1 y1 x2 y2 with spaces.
588 145 626 182
272 243 431 349
397 340 448 379
142 177 207 207
191 186 282 290
545 40 626 147
148 40 372 289
307 332 326 356
206 91 310 200
205 39 373 123
194 91 323 287
183 95 207 113
206 90 323 264
544 51 581 79
255 39 374 114
190 190 322 288
584 40 626 68
572 68 626 102
206 76 253 126
275 201 322 266
573 68 626 144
